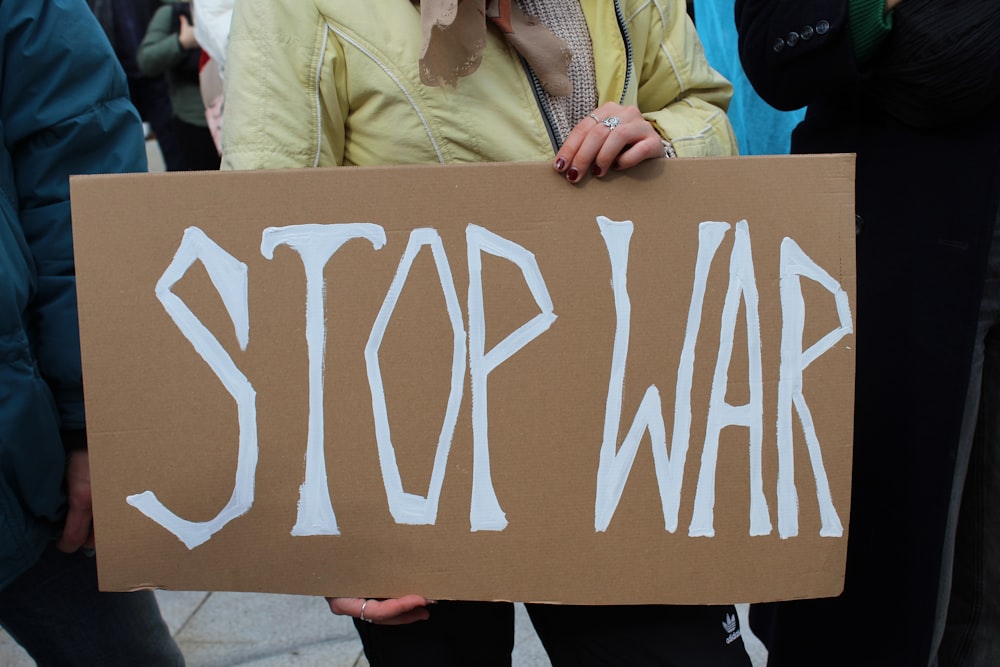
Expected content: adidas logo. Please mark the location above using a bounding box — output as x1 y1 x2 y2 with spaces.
722 612 742 645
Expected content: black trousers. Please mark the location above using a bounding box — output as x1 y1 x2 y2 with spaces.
353 600 752 666
169 117 220 171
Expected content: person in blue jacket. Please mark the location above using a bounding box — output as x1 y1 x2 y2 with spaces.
0 1 185 664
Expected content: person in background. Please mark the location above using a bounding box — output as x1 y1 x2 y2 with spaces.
692 0 804 154
221 1 749 665
736 0 1000 663
87 0 188 172
0 0 186 664
138 0 220 171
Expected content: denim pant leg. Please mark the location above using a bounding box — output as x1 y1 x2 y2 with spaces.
0 545 184 667
934 210 1000 666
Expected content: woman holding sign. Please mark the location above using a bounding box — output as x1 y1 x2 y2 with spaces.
221 1 746 665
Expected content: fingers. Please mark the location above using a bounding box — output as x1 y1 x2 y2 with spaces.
57 503 94 553
326 595 433 626
554 105 665 183
178 16 200 50
57 450 95 553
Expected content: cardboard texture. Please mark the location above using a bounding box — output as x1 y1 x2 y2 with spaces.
70 155 856 604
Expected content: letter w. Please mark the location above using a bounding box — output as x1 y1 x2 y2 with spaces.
594 218 730 532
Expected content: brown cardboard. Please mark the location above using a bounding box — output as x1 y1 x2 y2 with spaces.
70 155 856 604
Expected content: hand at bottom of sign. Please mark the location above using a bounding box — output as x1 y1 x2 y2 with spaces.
327 595 434 625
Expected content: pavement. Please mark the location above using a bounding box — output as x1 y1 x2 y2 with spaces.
0 139 768 666
0 591 765 666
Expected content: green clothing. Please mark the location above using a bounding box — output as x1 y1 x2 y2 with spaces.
847 0 893 64
137 1 207 127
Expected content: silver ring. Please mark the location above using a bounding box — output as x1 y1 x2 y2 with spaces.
588 113 602 123
360 599 373 623
602 116 620 130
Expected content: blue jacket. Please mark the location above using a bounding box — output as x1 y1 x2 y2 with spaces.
0 0 146 589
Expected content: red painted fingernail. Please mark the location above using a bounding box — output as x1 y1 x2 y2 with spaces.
567 167 580 182
554 157 566 171
591 164 602 177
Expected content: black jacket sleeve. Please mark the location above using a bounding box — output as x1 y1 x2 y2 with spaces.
737 0 1000 127
868 0 1000 128
735 0 857 111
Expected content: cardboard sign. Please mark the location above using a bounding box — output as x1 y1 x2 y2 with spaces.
71 155 856 604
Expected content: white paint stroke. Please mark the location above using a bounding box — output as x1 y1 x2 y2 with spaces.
261 223 387 537
129 226 256 550
365 228 466 524
776 237 853 538
466 223 556 531
594 218 731 533
690 220 769 537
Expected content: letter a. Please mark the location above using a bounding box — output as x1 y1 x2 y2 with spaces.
689 221 769 538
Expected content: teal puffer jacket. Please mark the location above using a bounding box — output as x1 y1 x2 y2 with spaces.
0 0 146 589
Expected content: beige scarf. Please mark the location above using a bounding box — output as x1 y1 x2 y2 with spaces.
419 0 573 96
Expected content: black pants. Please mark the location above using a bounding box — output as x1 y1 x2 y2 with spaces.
353 600 751 666
170 117 220 171
353 601 514 667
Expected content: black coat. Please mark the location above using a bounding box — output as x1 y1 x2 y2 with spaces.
735 0 1000 664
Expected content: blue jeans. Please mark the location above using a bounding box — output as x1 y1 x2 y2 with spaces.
935 209 1000 666
0 545 184 666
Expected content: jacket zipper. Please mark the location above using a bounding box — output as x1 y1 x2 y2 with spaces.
523 0 634 154
613 0 634 104
522 55 561 154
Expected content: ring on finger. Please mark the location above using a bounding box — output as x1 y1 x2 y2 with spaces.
360 599 373 623
602 116 620 130
588 113 602 123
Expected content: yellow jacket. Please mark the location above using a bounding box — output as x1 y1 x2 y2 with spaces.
221 0 736 169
